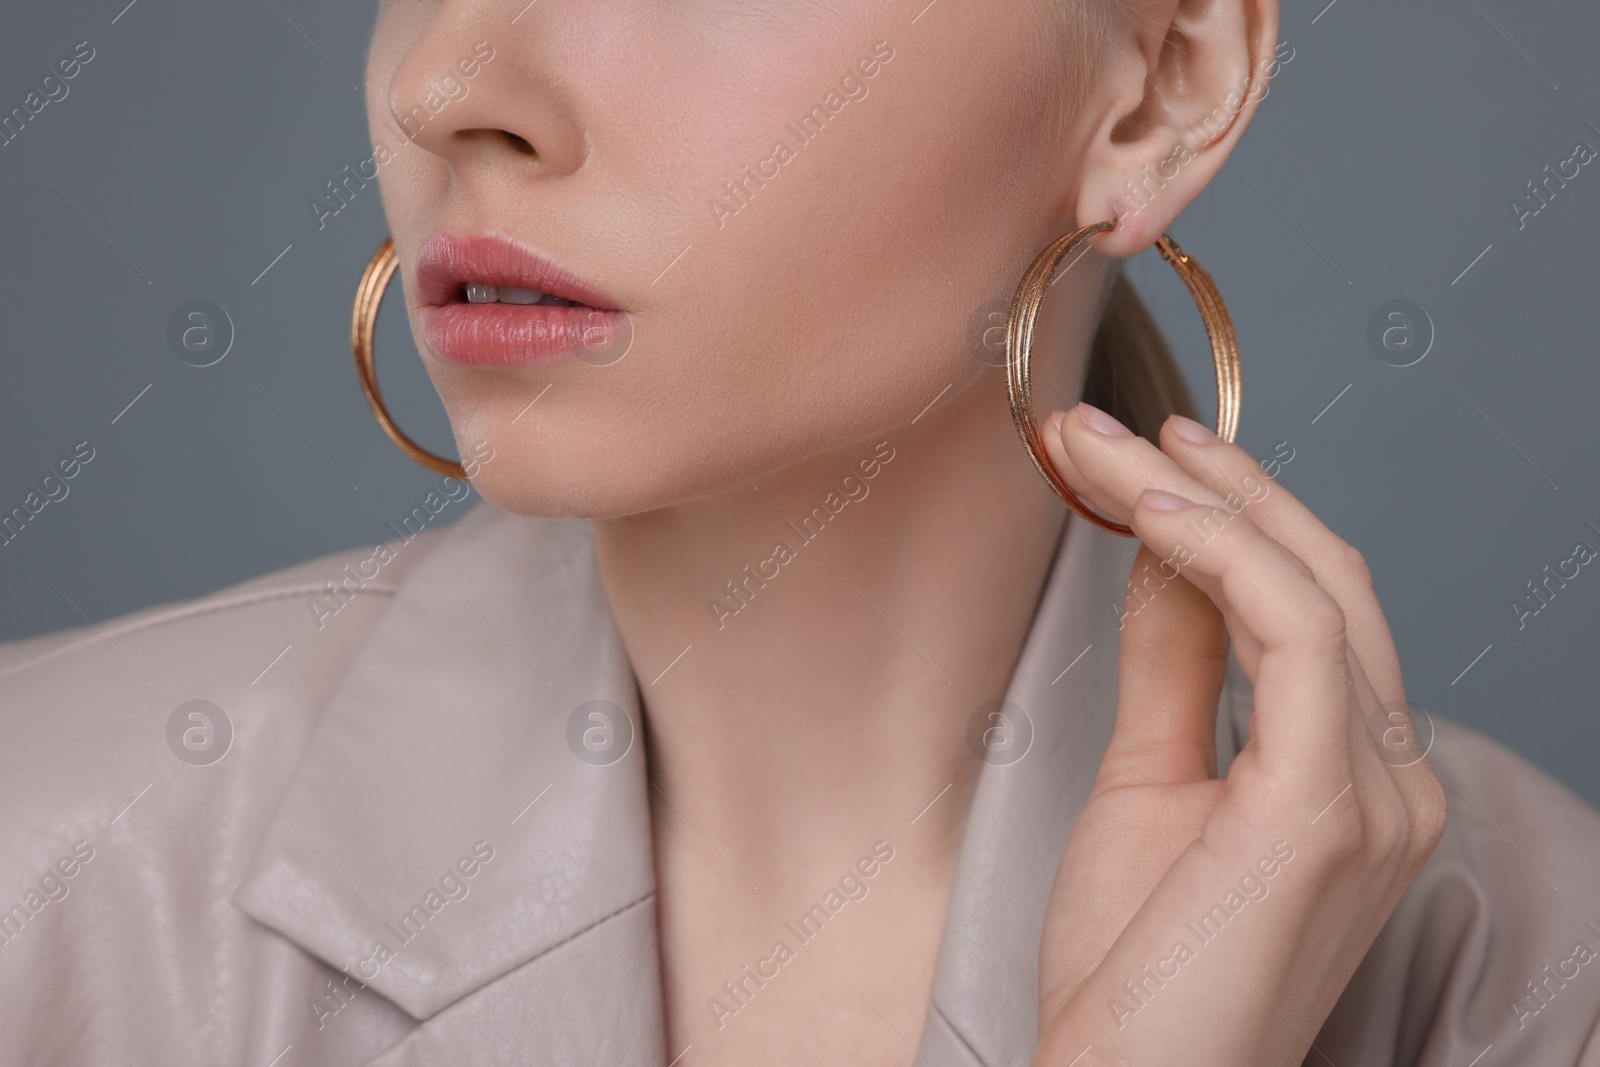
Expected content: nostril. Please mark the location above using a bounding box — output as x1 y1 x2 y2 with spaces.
501 130 537 156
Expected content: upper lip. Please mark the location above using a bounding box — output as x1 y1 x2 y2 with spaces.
413 232 618 311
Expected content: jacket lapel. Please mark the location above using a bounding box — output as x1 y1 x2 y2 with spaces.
364 892 663 1067
917 516 1254 1067
234 505 662 1062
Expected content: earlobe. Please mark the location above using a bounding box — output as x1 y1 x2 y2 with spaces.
1070 0 1280 257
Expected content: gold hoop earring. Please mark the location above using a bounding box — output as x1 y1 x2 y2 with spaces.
352 236 467 480
1005 218 1242 538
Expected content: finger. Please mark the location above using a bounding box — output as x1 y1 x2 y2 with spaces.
1125 486 1358 788
1048 404 1370 693
1157 415 1404 703
1041 405 1160 524
1096 545 1230 791
1045 404 1356 781
1040 409 1096 504
1043 405 1270 671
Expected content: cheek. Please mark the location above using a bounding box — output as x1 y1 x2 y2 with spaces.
652 18 1065 433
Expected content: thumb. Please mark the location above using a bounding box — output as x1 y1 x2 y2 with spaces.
1095 545 1230 791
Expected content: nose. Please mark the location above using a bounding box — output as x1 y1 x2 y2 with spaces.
380 4 586 181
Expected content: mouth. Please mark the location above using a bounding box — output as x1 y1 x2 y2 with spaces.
415 233 625 367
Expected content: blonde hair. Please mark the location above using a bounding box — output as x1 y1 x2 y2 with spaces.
1083 270 1198 442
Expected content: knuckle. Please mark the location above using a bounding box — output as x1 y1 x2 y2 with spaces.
1410 773 1449 854
1336 542 1375 591
1365 796 1414 860
1314 806 1368 864
1301 595 1348 647
1369 773 1448 873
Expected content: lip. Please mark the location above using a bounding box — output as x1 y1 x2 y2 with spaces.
414 233 624 367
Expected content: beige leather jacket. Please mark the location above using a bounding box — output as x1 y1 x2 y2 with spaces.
3 503 1598 1066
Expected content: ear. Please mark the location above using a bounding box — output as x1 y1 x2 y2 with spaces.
1072 0 1282 257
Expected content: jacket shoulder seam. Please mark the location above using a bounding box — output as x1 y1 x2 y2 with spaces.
0 582 399 681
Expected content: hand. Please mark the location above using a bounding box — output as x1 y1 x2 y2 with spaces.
1030 405 1447 1067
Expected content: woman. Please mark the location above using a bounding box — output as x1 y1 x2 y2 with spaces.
4 0 1598 1064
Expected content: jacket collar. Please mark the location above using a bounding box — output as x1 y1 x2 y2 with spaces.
235 500 1247 1064
235 504 656 1022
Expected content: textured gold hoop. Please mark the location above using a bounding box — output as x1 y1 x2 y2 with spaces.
1005 219 1242 538
352 237 467 480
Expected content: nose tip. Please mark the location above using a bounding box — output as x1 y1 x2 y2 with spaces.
378 20 584 182
384 39 500 151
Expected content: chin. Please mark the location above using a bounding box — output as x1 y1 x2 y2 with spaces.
439 397 748 518
462 447 752 520
450 392 941 521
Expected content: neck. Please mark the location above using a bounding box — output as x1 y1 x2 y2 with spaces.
592 366 1072 890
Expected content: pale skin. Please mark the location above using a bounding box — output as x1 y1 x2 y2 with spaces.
367 0 1446 1063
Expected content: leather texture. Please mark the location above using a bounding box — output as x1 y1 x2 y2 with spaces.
2 501 1598 1066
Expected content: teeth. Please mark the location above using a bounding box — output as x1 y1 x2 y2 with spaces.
461 283 583 307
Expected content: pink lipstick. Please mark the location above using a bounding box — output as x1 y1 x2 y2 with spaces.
415 233 625 366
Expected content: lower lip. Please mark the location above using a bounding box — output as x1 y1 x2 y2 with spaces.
422 304 626 366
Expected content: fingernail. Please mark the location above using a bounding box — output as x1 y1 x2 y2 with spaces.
1076 402 1133 438
1139 488 1196 512
1168 414 1218 445
1045 410 1066 435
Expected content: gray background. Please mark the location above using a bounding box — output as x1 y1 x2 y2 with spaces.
3 1 1598 806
